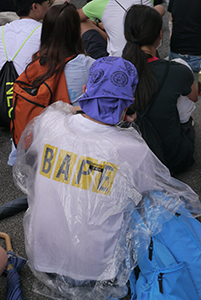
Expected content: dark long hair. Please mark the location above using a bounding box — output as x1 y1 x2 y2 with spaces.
122 5 162 112
27 2 85 87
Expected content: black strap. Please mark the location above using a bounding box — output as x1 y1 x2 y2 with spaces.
141 61 170 117
76 110 85 114
114 0 127 11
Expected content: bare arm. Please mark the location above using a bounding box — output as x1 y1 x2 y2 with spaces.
154 4 165 16
169 12 172 23
78 8 89 22
0 246 7 275
80 19 107 41
187 82 198 102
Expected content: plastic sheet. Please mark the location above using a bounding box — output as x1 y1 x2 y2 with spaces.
13 102 201 299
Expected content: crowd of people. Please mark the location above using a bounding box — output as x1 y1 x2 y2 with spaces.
0 0 201 299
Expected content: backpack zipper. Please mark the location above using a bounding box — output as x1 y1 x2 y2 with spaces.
148 237 153 261
158 272 164 293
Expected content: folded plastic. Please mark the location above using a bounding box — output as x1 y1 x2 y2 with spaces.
13 101 201 300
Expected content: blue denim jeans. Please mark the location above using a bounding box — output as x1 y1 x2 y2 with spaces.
169 51 201 72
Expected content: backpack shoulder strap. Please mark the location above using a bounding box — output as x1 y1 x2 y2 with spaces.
114 0 127 11
11 25 42 61
141 61 170 117
2 25 42 62
64 54 76 64
2 26 8 61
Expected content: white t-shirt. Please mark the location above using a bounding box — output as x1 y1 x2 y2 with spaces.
64 54 95 106
24 111 145 280
0 18 42 75
20 107 157 281
14 102 198 283
83 0 152 56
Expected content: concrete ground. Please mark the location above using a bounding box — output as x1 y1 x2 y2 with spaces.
0 1 200 299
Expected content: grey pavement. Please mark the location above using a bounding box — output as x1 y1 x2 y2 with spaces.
0 2 200 299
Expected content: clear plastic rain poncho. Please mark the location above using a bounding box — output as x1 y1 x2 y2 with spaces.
13 102 201 300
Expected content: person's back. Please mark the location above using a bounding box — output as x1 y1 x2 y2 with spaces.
123 5 198 174
78 0 166 57
168 0 201 72
3 0 48 166
0 0 48 76
14 57 141 299
8 3 94 166
13 57 201 300
145 59 195 173
0 20 41 75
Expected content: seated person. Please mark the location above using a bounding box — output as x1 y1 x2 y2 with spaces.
122 5 198 174
80 18 109 59
13 57 201 300
8 2 95 166
0 0 47 75
0 0 48 165
168 0 201 72
78 0 165 57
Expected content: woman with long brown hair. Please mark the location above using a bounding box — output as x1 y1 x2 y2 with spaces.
9 2 95 166
28 2 95 106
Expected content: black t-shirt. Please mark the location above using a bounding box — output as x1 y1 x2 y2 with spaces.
0 0 15 12
168 0 201 55
147 59 194 172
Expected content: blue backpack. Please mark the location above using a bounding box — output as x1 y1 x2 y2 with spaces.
130 201 201 300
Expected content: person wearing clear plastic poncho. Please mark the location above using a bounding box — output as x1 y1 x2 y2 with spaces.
13 57 201 300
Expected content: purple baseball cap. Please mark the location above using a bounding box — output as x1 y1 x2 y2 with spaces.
79 57 138 125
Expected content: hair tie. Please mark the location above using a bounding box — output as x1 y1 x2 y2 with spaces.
127 39 140 45
132 39 140 45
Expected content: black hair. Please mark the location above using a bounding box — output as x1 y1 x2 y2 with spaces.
122 5 162 112
12 0 45 17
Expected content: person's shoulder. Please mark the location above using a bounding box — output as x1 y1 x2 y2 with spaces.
68 54 95 66
4 18 41 33
84 0 108 7
152 59 190 72
83 0 109 15
149 59 193 86
169 60 193 77
0 18 19 30
116 126 147 146
81 54 96 66
150 59 169 71
114 126 151 166
20 19 42 39
153 59 194 86
18 18 42 29
35 103 73 130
